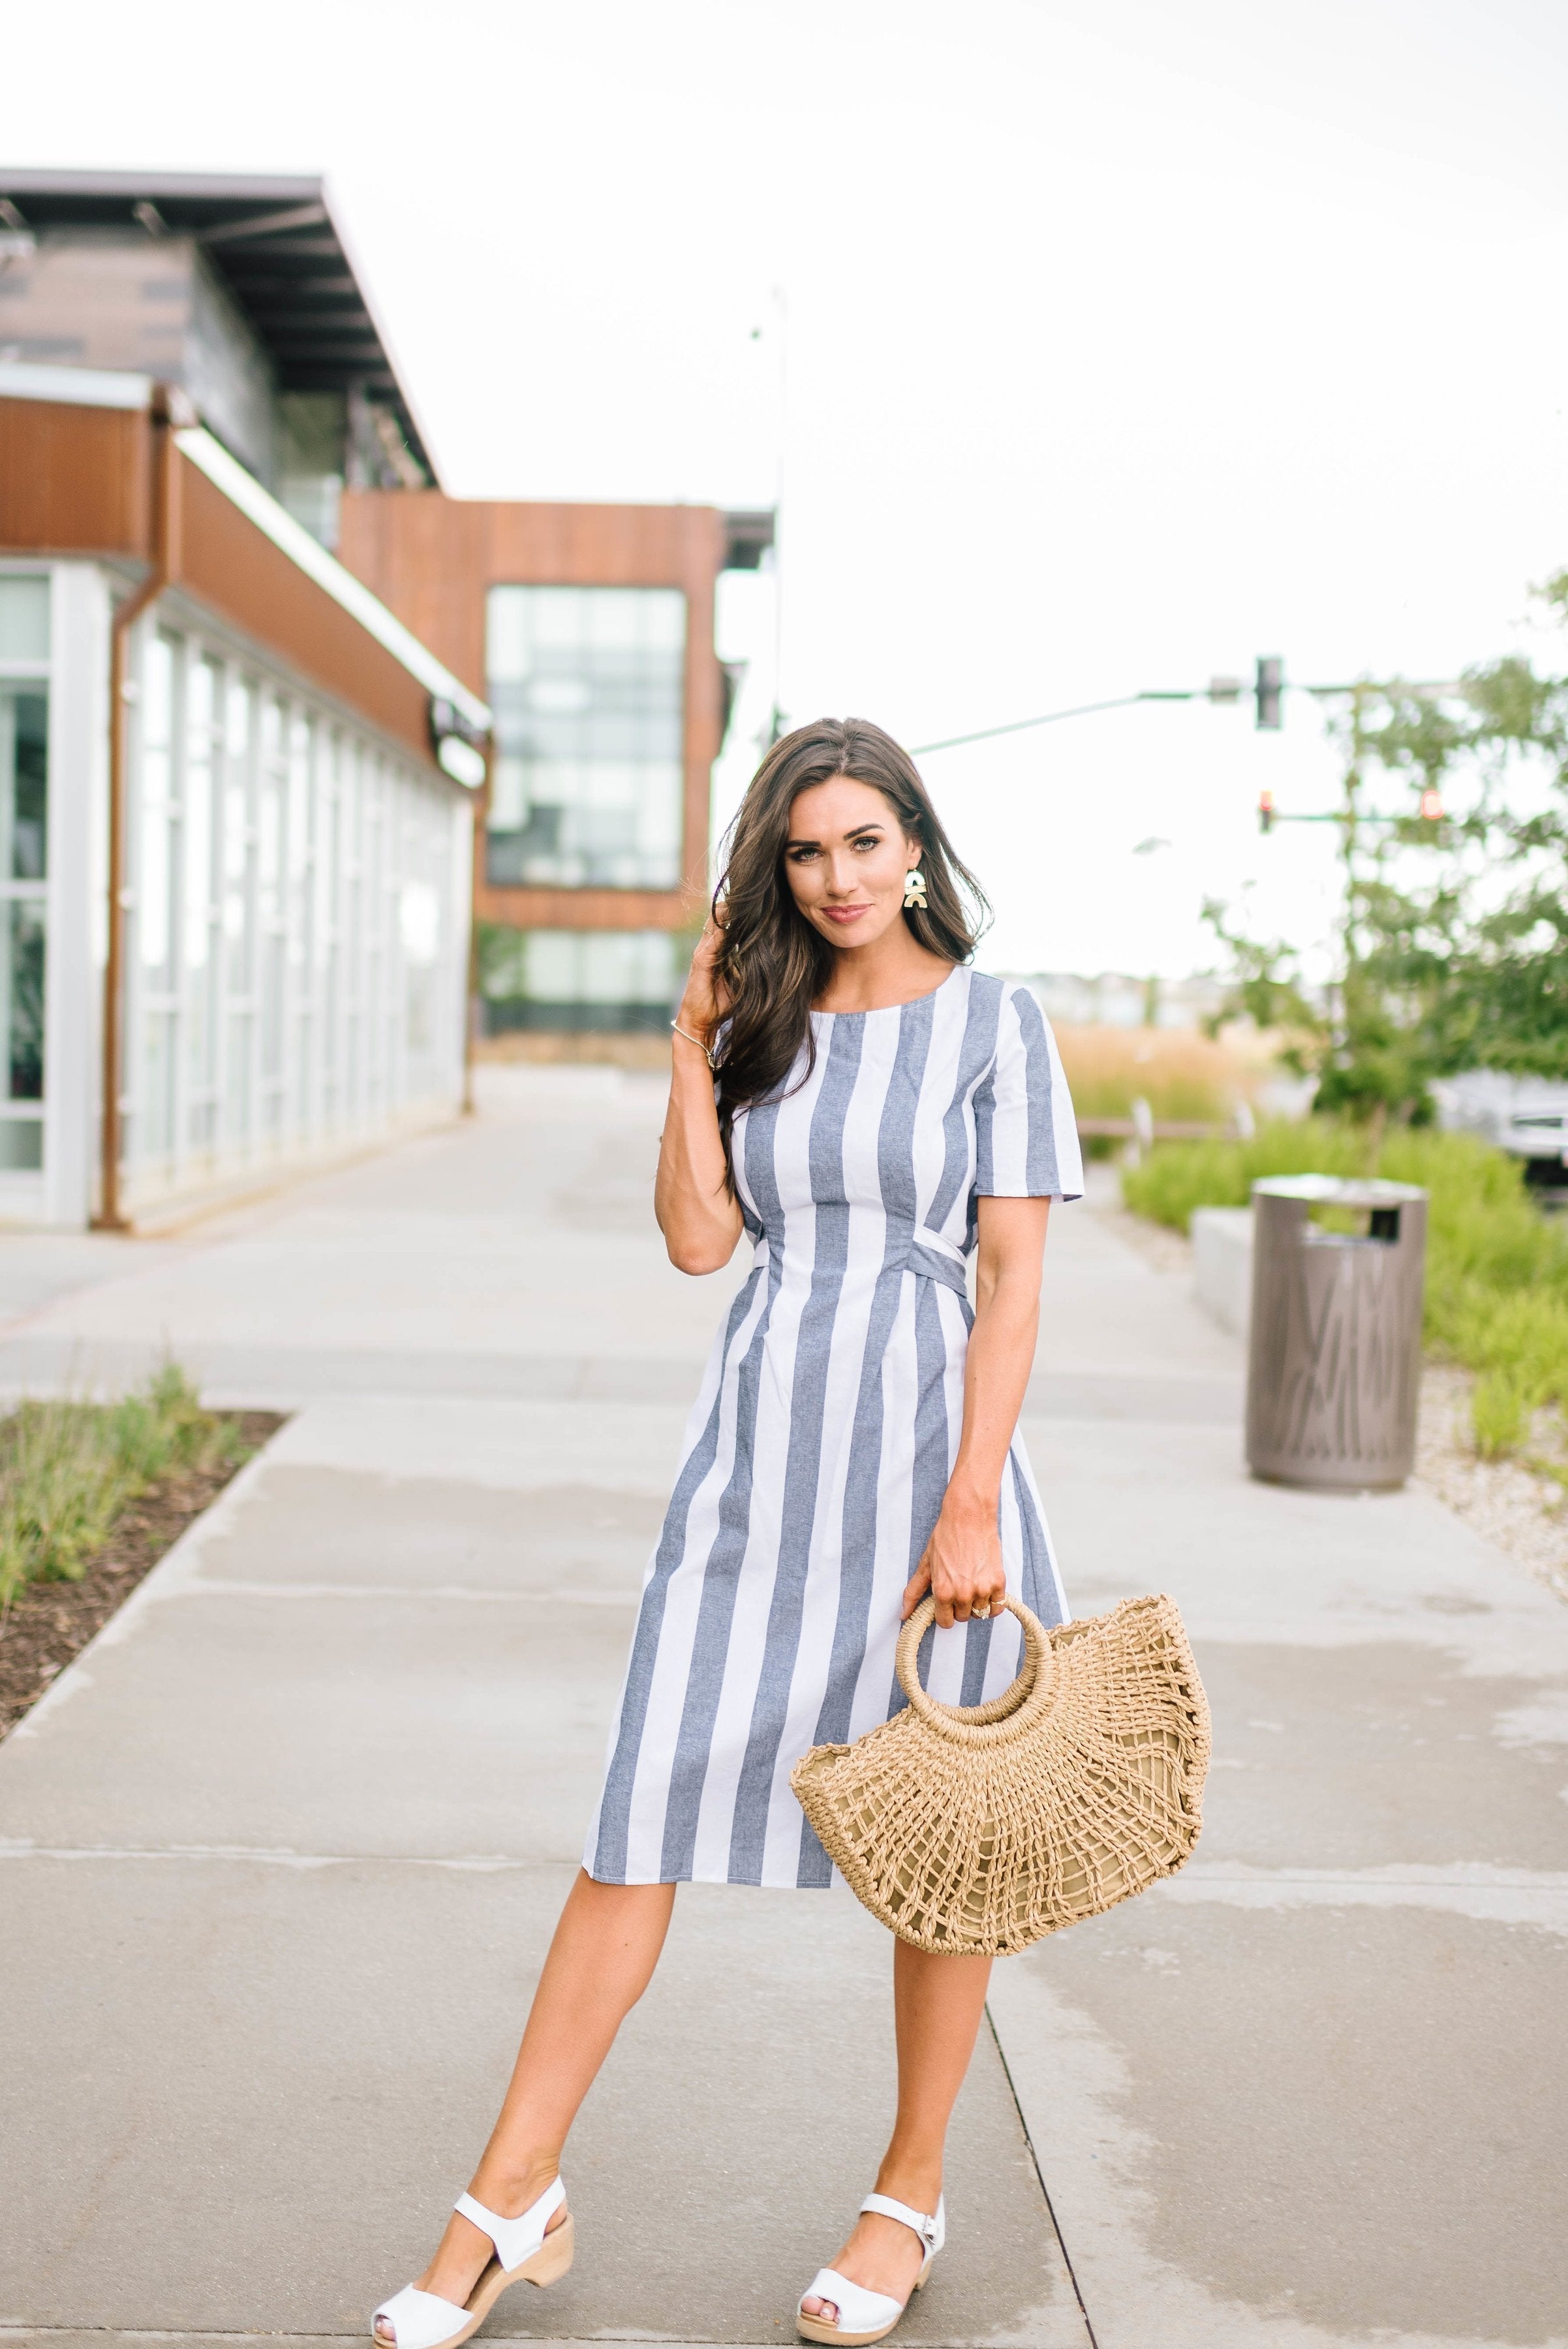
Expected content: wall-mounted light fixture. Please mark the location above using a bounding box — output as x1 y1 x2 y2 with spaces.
429 696 488 789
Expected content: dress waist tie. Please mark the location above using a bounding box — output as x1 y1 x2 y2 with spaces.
906 1227 972 1296
750 1225 970 1296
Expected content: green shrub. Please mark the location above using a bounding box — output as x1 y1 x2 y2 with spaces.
1120 1118 1365 1231
0 1364 245 1607
1122 1121 1568 1458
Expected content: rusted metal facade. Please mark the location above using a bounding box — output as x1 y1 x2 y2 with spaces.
3 399 441 769
0 397 153 557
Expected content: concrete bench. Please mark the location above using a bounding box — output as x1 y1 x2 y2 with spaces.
1191 1204 1253 1336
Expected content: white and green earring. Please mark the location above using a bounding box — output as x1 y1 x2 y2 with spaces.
902 867 928 910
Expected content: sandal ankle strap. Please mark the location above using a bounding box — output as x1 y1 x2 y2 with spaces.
859 2191 944 2251
453 2178 565 2271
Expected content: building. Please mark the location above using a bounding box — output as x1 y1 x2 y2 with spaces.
1022 970 1232 1030
338 497 771 1034
0 168 433 546
0 162 764 1233
0 171 487 1230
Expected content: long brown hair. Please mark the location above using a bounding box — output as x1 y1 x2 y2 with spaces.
711 717 988 1163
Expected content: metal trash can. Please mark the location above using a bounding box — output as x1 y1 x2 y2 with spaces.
1246 1174 1427 1490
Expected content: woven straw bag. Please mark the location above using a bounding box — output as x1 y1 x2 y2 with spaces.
790 1591 1210 1955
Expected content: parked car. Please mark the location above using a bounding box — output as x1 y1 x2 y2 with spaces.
1432 1071 1568 1193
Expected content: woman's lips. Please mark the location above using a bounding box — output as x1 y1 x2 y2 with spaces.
822 904 872 923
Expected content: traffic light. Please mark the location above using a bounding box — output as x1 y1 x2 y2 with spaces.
1258 789 1275 835
1255 656 1284 729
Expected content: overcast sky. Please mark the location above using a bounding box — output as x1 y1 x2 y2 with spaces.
7 0 1568 977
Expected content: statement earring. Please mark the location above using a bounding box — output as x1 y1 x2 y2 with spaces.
903 867 928 910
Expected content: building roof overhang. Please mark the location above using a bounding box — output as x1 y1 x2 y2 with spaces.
174 423 489 737
0 167 435 482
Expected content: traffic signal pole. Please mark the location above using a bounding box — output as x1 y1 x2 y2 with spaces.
914 664 1460 760
911 658 1417 757
914 663 1460 834
910 690 1195 756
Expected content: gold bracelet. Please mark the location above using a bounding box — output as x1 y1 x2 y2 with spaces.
670 1021 715 1067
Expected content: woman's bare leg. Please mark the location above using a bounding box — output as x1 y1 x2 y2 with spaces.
377 1872 674 2338
801 1941 992 2322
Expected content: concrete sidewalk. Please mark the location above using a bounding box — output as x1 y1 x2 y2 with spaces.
3 1069 1565 2349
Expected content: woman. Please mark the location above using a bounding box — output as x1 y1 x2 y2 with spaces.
373 718 1081 2349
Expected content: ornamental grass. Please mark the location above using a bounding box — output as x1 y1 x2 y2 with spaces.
0 1364 245 1608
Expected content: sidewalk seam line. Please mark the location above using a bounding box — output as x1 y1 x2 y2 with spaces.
983 1999 1100 2349
0 1847 560 1869
0 2335 750 2345
174 1582 639 1604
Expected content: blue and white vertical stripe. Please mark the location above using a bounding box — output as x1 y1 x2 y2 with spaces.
585 967 1083 1889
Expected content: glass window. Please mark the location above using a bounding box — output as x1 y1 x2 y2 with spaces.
223 676 254 994
0 692 47 881
185 658 220 1126
316 733 342 1117
1 900 45 1106
0 577 49 663
138 636 177 992
143 1007 175 1160
258 701 287 1095
485 585 686 889
220 677 256 1149
113 619 469 1194
399 880 440 966
0 1118 42 1172
288 713 315 1132
480 926 678 1032
0 679 48 1170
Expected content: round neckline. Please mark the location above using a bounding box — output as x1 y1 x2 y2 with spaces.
811 964 964 1019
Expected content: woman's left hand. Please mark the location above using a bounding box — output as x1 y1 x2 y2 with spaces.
902 1489 1007 1629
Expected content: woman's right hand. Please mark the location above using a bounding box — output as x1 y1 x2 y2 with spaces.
676 915 727 1045
659 909 743 1273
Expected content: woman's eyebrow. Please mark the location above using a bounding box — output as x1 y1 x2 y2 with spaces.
785 822 886 848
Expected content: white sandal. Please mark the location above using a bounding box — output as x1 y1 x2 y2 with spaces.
797 2191 945 2346
371 2180 574 2349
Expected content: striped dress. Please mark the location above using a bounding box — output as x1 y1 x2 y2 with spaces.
585 966 1083 1889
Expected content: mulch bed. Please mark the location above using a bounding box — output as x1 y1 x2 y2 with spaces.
0 1410 285 1743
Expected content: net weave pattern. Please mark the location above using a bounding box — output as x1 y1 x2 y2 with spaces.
791 1591 1210 1954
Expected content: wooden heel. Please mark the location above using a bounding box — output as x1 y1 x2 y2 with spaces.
520 2212 575 2288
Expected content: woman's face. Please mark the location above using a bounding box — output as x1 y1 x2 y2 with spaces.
782 776 920 952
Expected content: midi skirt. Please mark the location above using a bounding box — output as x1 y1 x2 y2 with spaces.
583 967 1083 1888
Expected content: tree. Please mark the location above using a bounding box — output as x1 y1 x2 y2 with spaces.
1205 576 1568 1120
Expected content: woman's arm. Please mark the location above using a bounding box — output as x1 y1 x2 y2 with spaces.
901 1194 1051 1629
655 923 745 1275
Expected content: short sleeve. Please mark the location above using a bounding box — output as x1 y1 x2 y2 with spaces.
973 985 1083 1202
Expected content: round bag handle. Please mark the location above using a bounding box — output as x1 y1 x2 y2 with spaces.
893 1593 1058 1747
